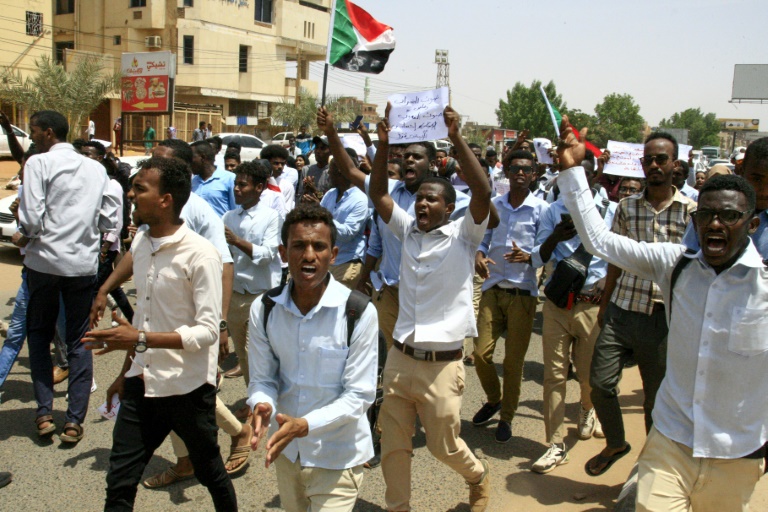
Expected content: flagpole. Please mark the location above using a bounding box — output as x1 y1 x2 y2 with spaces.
322 0 338 107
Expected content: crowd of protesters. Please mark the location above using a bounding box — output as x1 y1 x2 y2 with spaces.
0 105 767 512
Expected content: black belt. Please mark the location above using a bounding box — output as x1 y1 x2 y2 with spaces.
492 285 531 296
393 340 463 362
652 302 665 313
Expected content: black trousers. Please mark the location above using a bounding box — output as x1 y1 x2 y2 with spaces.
105 377 237 511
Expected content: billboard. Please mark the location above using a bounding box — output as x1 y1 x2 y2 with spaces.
732 64 768 101
121 51 175 113
719 118 760 131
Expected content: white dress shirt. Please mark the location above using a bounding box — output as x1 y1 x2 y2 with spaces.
222 201 281 294
247 276 378 469
386 203 489 349
103 179 125 252
559 166 768 459
261 188 288 220
19 143 120 276
125 223 222 398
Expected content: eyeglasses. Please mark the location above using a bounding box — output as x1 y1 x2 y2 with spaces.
690 209 752 226
640 154 671 166
507 165 534 175
619 186 642 194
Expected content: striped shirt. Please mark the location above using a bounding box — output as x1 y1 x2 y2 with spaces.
610 188 696 315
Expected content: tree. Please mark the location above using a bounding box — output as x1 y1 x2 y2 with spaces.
272 87 356 133
0 55 120 141
659 108 720 148
496 80 566 140
563 108 597 133
590 93 645 148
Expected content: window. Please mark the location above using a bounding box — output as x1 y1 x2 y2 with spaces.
254 0 272 23
183 35 194 65
239 45 248 73
113 35 121 45
130 0 146 7
56 0 75 15
26 12 43 36
55 41 74 63
183 0 194 6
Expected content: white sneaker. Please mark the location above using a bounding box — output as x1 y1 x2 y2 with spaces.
91 378 98 393
594 417 605 438
578 406 596 440
531 443 569 474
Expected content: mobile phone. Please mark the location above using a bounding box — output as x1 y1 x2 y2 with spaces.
560 213 572 223
350 115 364 129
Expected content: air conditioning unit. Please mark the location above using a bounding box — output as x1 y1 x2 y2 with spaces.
144 36 162 49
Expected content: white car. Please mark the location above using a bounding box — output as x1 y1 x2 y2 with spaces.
271 131 294 148
0 193 18 248
216 133 265 161
0 125 32 157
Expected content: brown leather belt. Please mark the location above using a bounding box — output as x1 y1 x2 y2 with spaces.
393 340 463 362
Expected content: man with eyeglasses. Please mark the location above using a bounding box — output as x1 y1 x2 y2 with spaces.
618 177 644 200
586 132 697 477
529 155 615 474
472 150 549 443
557 117 768 512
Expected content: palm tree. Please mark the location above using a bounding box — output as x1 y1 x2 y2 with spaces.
0 55 120 141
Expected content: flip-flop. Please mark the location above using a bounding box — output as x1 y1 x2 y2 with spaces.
142 467 194 489
584 444 631 477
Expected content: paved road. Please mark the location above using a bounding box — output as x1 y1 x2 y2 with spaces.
1 244 767 511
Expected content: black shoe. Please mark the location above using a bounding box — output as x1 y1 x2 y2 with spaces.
364 453 381 469
472 402 501 426
495 420 512 443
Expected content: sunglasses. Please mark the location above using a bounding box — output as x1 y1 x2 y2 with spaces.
640 154 671 166
690 209 751 226
507 165 534 175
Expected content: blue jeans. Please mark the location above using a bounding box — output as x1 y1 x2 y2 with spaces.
0 268 28 389
26 268 96 425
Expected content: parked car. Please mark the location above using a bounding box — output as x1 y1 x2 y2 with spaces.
271 131 294 148
216 133 266 161
0 125 32 158
0 193 18 248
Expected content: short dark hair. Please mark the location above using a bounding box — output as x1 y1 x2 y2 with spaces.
226 140 242 154
620 176 645 186
485 149 497 158
420 176 456 206
206 136 223 152
405 142 436 162
199 121 206 128
678 160 690 173
743 137 768 170
645 131 678 160
224 149 241 163
468 143 482 151
138 157 192 216
343 147 359 167
699 174 756 212
83 140 106 156
72 138 87 151
30 110 68 140
261 144 289 161
504 149 535 165
281 204 338 247
159 139 194 165
234 160 270 185
286 156 297 168
191 140 215 163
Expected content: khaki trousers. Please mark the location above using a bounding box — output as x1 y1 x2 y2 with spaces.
463 272 485 355
474 289 537 422
380 347 484 511
171 396 242 458
542 299 600 444
637 427 764 512
228 290 261 386
274 455 364 512
374 285 399 351
330 261 363 290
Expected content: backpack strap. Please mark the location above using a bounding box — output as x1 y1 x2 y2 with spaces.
260 284 286 333
345 290 372 347
669 249 697 317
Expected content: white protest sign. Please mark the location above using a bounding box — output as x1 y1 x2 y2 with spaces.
98 394 121 421
387 87 449 144
533 138 554 165
604 140 645 178
340 134 367 161
678 144 692 161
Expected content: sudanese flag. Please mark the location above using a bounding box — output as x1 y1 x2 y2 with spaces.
328 0 395 74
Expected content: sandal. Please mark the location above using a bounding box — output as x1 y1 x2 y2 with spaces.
142 467 194 489
584 444 631 477
36 415 56 437
59 422 84 444
226 422 252 476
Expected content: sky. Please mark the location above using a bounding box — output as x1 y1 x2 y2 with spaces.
308 0 768 136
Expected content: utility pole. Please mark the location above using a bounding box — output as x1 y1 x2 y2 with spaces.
364 76 370 104
435 49 450 105
295 48 302 110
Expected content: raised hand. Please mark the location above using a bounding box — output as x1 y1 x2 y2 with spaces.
556 115 588 170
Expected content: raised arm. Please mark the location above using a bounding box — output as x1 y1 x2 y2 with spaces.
317 107 367 191
445 106 491 224
369 103 395 224
0 113 24 164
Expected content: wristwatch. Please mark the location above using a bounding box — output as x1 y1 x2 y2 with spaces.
219 320 228 332
134 330 148 353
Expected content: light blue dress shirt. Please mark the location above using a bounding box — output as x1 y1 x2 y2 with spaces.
320 187 369 264
752 210 768 259
192 168 236 217
532 195 616 292
479 192 549 295
180 192 234 264
247 277 378 469
223 201 281 294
